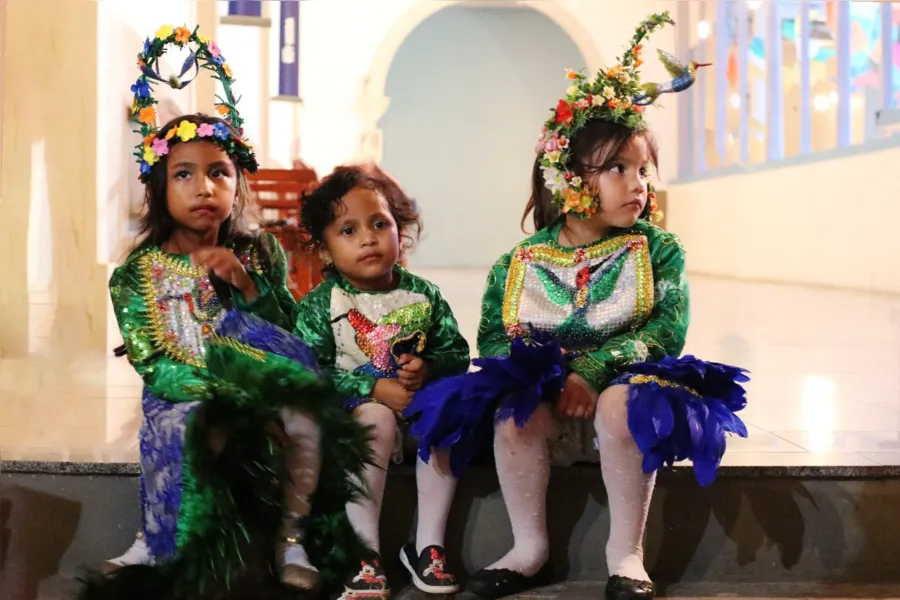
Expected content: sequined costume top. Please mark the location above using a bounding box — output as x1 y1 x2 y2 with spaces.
109 234 296 402
478 218 689 393
293 266 471 401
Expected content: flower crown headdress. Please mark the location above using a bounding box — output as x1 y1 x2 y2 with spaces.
131 24 258 183
538 11 710 221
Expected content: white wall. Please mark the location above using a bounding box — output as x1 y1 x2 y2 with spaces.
297 0 679 183
666 139 900 294
379 5 584 267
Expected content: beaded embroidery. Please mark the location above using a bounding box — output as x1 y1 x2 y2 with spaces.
330 288 432 377
138 250 226 368
501 235 653 351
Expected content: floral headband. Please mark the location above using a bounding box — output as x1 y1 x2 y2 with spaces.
131 25 258 183
538 11 709 221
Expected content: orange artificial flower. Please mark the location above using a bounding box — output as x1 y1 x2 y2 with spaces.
633 105 646 113
634 59 644 68
138 57 146 68
566 68 578 79
143 134 155 146
175 26 191 45
607 98 619 109
223 63 233 78
165 127 177 140
634 44 643 57
215 105 230 116
138 106 157 125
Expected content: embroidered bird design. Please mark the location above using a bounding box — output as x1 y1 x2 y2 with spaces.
335 309 402 374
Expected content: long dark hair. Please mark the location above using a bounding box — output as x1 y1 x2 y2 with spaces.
133 113 255 253
521 119 659 232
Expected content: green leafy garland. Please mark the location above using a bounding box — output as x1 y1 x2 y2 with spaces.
537 12 673 219
131 24 258 182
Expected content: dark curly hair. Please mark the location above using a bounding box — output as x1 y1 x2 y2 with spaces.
522 119 659 233
134 113 255 252
300 165 421 255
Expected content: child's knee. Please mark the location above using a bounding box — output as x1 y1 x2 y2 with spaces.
354 402 398 446
594 384 631 441
494 403 554 445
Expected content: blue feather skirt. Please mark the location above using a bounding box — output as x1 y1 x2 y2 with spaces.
403 337 749 485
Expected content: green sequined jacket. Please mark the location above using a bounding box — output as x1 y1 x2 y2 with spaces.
109 233 296 402
293 266 471 401
477 218 689 393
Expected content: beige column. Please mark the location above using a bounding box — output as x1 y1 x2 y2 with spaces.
1 0 106 361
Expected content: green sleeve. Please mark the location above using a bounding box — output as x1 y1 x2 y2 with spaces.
234 233 297 330
423 287 471 378
476 253 513 358
570 232 690 392
293 283 377 399
109 260 210 402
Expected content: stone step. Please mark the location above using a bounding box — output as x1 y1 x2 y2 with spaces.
4 461 900 598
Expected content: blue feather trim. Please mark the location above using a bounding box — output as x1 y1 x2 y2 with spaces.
215 309 320 371
403 335 567 477
612 355 750 486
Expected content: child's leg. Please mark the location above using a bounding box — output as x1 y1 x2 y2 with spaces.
594 384 655 583
279 408 322 588
400 451 460 593
415 450 457 552
485 403 556 577
346 402 398 554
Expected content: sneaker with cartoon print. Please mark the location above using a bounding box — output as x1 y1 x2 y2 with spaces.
400 544 459 594
340 558 390 599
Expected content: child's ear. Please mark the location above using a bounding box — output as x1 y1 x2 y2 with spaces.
318 247 333 267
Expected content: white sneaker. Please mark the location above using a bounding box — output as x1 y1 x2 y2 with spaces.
100 533 153 573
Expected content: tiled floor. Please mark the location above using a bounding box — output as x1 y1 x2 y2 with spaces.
3 269 900 467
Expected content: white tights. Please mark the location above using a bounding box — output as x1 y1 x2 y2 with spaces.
488 385 655 581
345 403 457 555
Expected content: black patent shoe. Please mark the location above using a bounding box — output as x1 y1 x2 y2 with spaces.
605 575 655 600
467 563 552 599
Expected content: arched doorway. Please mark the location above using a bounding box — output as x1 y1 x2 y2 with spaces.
378 5 586 267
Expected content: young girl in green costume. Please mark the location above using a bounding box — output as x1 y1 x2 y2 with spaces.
82 25 372 600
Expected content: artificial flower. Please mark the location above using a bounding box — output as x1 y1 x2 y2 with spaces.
540 165 567 193
545 150 561 164
176 120 198 141
151 138 169 156
566 68 579 79
223 63 233 78
634 59 644 68
618 71 632 84
198 33 211 44
215 105 230 116
566 85 578 98
174 26 191 45
213 122 230 140
591 94 605 107
608 98 620 109
570 175 582 188
544 137 558 152
165 127 177 140
574 98 590 110
554 99 573 124
633 105 646 113
140 162 152 176
131 80 151 99
197 123 215 138
602 86 616 100
557 136 569 150
138 106 157 125
155 25 174 40
143 146 159 166
143 134 155 147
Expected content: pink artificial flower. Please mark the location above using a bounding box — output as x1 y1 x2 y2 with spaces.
151 138 169 156
207 41 222 58
544 138 559 152
197 123 215 138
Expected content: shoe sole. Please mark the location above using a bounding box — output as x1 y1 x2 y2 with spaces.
398 547 460 594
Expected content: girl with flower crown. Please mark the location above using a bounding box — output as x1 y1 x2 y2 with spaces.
404 12 748 600
83 25 372 600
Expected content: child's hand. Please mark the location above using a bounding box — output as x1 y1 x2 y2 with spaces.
397 354 430 392
372 379 413 412
556 372 598 420
191 247 259 301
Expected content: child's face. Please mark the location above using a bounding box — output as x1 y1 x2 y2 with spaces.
585 136 651 229
165 141 237 236
320 187 400 291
